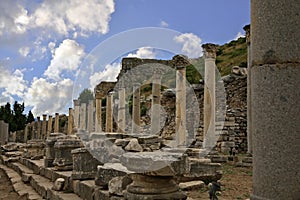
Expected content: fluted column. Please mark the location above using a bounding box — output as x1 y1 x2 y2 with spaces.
251 1 300 199
132 83 140 134
47 115 53 137
150 71 162 135
117 82 126 133
202 44 217 148
73 99 80 130
68 108 74 135
87 100 94 132
54 113 59 133
42 114 47 139
106 92 113 132
79 103 87 131
95 96 102 132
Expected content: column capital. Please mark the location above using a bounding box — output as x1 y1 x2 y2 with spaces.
73 99 80 106
172 55 190 69
243 24 251 45
202 43 218 59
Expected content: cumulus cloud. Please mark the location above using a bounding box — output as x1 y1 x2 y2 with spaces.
31 0 115 36
0 66 27 99
24 77 73 116
0 2 30 35
127 47 156 59
89 62 121 89
174 33 203 58
44 39 85 81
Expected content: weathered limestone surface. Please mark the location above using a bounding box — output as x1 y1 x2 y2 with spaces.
53 136 83 171
72 147 102 180
47 115 53 138
44 133 64 167
54 113 59 133
79 103 87 131
251 1 300 199
132 83 140 134
0 120 9 145
87 100 94 133
106 93 113 132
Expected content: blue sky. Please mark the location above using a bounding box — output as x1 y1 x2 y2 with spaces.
0 0 250 116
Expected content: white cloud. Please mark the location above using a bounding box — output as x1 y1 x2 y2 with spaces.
0 66 27 99
31 0 115 36
174 33 203 58
48 42 56 54
89 62 121 89
24 77 73 116
44 39 85 81
160 20 169 28
0 2 30 35
127 47 156 59
19 46 30 57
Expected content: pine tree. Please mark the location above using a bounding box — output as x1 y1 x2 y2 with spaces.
26 110 35 124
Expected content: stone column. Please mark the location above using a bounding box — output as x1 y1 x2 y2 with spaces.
106 92 113 132
54 113 59 133
174 55 189 147
47 115 53 137
68 108 74 135
73 99 80 130
37 116 41 139
132 83 140 134
95 96 102 132
243 25 252 155
42 114 47 140
251 1 300 199
151 71 162 135
117 82 126 133
79 103 87 131
0 120 8 145
87 100 94 132
24 124 28 143
202 44 217 148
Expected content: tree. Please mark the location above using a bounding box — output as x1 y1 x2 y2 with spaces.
11 101 27 132
78 88 94 104
26 110 35 124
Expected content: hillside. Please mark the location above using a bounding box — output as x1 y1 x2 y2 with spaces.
216 37 247 76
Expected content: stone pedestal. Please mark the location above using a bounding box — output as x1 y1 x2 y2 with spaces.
71 147 102 180
44 133 64 167
250 1 300 199
121 152 187 200
24 139 45 159
53 136 83 171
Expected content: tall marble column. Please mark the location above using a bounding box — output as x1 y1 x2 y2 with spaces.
150 71 162 135
87 100 94 132
106 92 113 132
68 108 74 135
37 116 41 139
42 114 47 139
73 99 80 130
173 55 189 147
202 44 217 148
251 1 300 199
54 113 59 133
132 83 140 134
117 82 126 133
79 103 87 131
95 96 102 132
47 115 53 137
243 25 252 155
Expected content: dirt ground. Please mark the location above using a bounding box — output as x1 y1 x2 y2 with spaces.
186 163 253 200
0 168 20 200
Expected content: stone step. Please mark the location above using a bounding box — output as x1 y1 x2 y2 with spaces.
0 164 43 200
0 155 83 200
